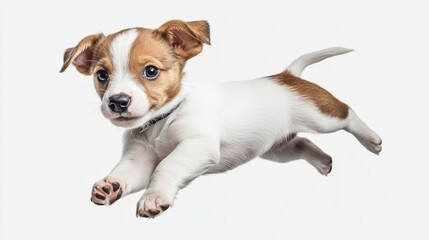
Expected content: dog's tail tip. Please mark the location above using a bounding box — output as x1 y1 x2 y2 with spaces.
286 47 353 77
329 47 354 53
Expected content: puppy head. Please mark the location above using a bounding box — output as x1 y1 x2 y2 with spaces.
60 20 210 128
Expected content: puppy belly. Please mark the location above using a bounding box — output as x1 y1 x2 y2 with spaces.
204 79 297 173
205 142 262 174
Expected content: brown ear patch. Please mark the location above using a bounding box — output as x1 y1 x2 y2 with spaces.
270 71 349 119
171 29 199 51
60 33 105 75
156 20 210 60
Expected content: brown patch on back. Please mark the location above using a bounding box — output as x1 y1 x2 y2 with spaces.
128 28 183 109
270 71 349 119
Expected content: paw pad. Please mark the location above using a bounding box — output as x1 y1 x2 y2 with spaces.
91 179 122 206
136 193 171 219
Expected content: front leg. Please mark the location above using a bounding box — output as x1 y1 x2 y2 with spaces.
136 138 219 218
91 130 159 206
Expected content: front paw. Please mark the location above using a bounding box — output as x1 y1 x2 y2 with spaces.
91 177 123 206
136 192 171 218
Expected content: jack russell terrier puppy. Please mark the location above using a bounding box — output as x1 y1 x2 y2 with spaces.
60 20 382 218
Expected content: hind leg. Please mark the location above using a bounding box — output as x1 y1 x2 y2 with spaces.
343 109 382 154
261 136 333 175
300 107 382 155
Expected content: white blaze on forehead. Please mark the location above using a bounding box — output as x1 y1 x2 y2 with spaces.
101 28 151 125
109 29 139 80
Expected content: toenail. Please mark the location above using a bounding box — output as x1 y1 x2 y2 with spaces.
160 204 170 211
148 209 160 215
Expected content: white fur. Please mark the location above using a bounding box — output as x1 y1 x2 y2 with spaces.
101 29 190 130
101 29 154 128
110 29 138 80
286 47 353 77
93 47 382 218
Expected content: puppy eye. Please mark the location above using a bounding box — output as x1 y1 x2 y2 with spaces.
96 70 109 83
142 65 159 80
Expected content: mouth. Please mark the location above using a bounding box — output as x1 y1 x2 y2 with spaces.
109 115 144 128
114 116 141 122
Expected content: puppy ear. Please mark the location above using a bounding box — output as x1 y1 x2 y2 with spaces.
59 33 105 75
157 20 210 60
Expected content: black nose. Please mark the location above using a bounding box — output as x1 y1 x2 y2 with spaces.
108 94 131 113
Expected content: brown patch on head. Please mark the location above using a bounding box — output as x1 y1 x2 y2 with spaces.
90 29 136 99
89 31 124 99
60 20 210 111
91 56 113 98
126 20 210 110
128 28 183 109
270 71 349 119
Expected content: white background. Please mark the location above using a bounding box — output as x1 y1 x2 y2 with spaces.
1 0 428 239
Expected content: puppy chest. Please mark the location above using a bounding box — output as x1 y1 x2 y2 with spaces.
151 132 178 160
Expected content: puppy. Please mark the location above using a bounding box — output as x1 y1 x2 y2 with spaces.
60 20 382 218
